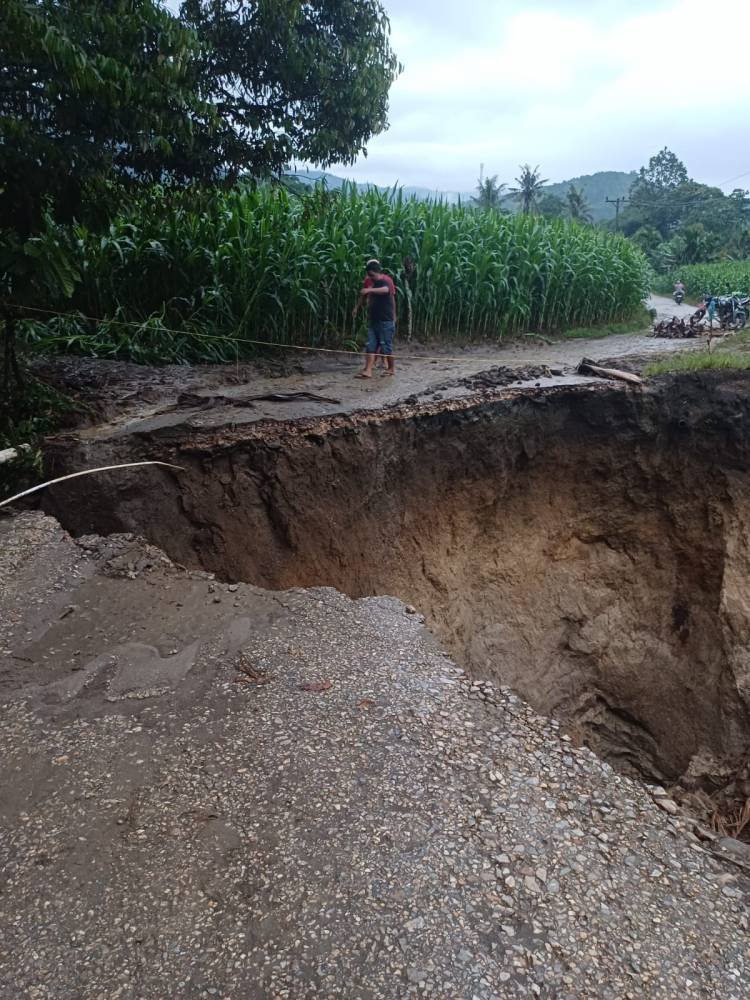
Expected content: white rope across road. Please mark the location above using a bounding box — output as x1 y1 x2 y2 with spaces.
14 304 563 367
0 461 184 509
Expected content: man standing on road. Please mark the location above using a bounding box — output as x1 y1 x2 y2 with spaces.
352 259 396 379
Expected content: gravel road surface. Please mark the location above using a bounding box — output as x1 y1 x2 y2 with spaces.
1 513 748 999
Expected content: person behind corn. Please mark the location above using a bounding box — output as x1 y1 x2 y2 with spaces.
352 258 396 379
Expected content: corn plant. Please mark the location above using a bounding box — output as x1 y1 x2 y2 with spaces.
23 183 651 362
654 262 750 298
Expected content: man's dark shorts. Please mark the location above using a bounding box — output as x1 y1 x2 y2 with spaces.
366 320 395 356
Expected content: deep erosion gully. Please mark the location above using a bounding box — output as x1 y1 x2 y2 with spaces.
43 374 750 791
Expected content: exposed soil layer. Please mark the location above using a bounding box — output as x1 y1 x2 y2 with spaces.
43 371 750 785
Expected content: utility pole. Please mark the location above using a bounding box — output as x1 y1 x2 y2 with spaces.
605 196 629 232
479 162 484 186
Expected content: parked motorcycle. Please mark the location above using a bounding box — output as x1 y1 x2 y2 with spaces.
737 296 750 328
691 295 710 325
715 294 747 331
692 293 747 331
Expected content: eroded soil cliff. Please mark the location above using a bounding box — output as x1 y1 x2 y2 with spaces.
40 372 750 786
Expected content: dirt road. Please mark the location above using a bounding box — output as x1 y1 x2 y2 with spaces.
647 292 696 322
36 299 703 445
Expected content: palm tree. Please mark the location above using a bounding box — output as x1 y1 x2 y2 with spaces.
472 174 507 212
566 185 593 224
510 164 548 214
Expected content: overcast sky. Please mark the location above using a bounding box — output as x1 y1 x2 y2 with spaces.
334 0 750 193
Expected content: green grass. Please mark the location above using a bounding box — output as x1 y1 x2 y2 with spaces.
645 351 750 376
721 327 750 353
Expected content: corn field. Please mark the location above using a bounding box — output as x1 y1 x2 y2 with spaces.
27 185 650 363
654 262 750 300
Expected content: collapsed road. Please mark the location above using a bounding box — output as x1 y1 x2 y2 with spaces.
2 354 750 997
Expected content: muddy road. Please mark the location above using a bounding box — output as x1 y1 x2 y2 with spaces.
41 369 750 786
647 292 697 322
33 302 703 441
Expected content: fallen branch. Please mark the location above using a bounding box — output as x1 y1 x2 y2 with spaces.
577 358 643 386
0 461 184 509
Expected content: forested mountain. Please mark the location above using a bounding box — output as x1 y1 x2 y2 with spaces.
543 171 635 222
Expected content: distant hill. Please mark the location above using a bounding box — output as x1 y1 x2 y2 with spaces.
285 168 637 221
285 169 468 203
543 171 636 222
287 169 352 191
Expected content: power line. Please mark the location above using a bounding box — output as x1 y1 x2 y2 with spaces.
595 184 750 222
605 196 629 232
595 168 750 210
717 168 750 187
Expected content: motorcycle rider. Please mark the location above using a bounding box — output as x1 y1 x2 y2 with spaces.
673 279 685 303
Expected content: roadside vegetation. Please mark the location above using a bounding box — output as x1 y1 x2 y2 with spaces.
622 149 750 270
559 310 652 340
646 352 750 376
646 323 750 376
21 185 650 364
652 262 750 299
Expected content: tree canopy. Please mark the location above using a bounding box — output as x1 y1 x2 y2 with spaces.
1 0 401 236
179 1 400 181
633 147 689 192
537 193 565 219
566 185 593 224
0 0 211 237
621 149 750 267
472 175 507 212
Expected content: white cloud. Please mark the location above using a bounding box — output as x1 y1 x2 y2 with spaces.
340 0 750 191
